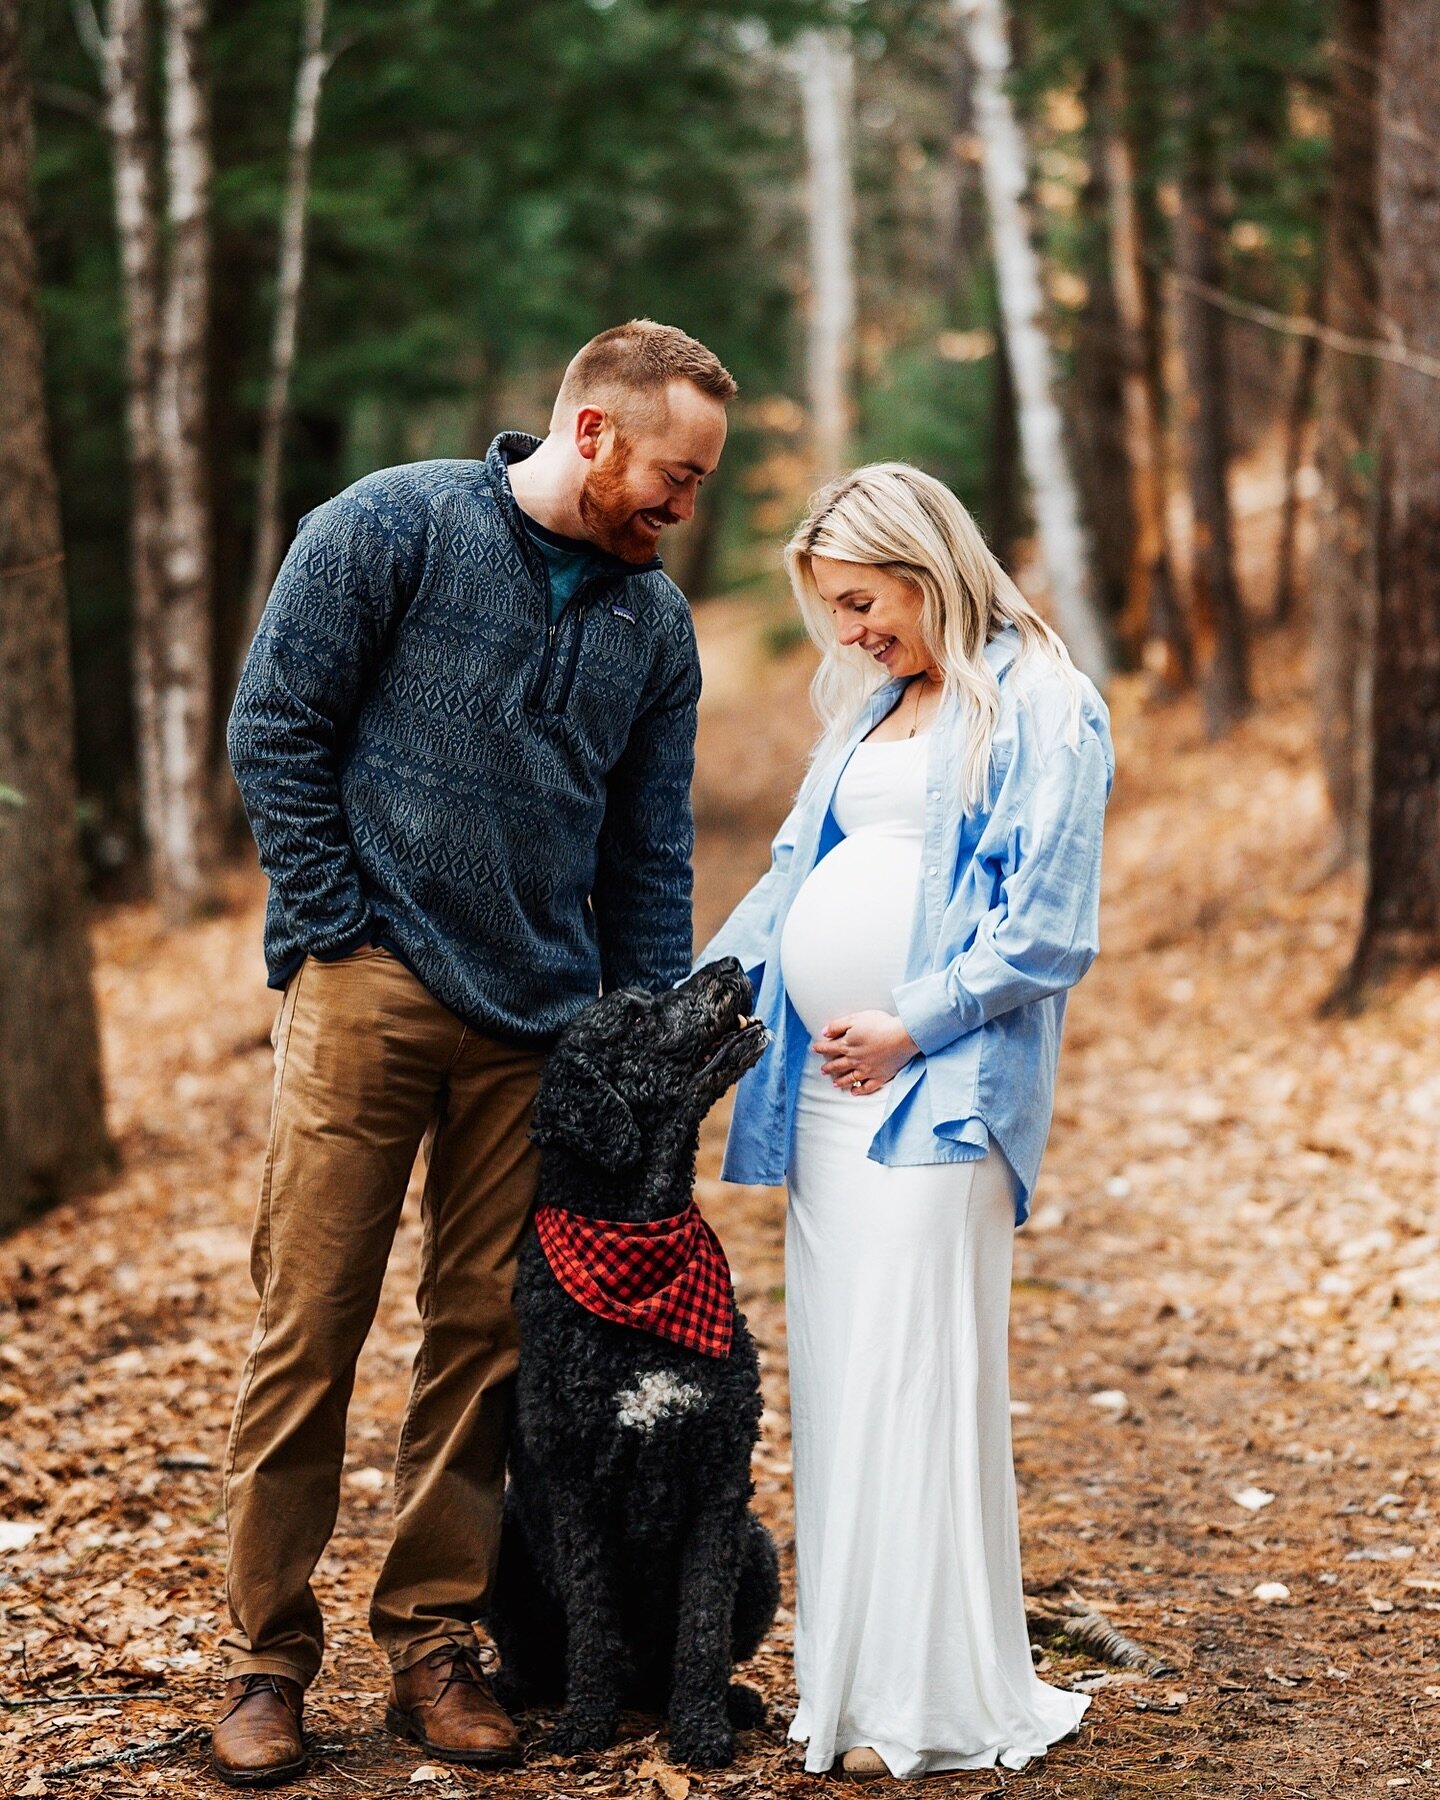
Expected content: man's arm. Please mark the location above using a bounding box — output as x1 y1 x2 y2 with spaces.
591 629 701 993
227 479 427 959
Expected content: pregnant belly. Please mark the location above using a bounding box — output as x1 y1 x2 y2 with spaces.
779 833 922 1039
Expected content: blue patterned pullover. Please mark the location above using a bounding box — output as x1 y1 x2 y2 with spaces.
228 433 699 1044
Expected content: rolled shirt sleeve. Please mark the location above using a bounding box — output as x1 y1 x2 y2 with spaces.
892 730 1112 1055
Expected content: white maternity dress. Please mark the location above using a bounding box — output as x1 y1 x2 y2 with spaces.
776 733 1088 1778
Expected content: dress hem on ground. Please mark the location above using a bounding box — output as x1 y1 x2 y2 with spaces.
787 1690 1091 1778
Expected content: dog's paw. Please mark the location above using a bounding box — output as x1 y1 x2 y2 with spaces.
725 1681 767 1730
547 1708 619 1757
668 1714 736 1769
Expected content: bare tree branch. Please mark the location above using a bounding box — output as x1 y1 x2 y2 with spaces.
1162 267 1440 382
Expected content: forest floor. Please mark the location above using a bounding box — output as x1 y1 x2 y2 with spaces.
5 473 1440 1799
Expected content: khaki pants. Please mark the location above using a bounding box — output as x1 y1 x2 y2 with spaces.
220 946 545 1686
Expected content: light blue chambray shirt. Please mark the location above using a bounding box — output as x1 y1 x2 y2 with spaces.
696 626 1115 1225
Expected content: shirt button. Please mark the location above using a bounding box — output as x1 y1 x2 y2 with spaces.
927 866 937 876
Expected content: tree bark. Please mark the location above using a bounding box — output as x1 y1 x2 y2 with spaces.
985 324 1022 564
102 0 216 920
944 26 987 299
242 0 328 652
1340 0 1440 997
1271 297 1320 623
1173 0 1250 736
797 28 856 484
151 0 216 918
0 0 111 1226
1312 0 1381 863
1071 63 1135 639
954 0 1111 683
1102 55 1190 691
101 0 167 874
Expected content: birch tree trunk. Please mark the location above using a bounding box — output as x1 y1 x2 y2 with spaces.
150 0 216 918
1173 0 1251 736
0 3 111 1225
242 0 328 650
101 0 216 919
1312 0 1380 863
101 0 166 867
1340 0 1440 998
797 28 855 484
1102 55 1189 691
954 0 1111 683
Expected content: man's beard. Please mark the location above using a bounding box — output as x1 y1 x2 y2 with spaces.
577 438 665 564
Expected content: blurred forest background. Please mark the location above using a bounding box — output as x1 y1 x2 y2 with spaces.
7 0 1439 1247
6 2 1440 1793
20 0 1339 888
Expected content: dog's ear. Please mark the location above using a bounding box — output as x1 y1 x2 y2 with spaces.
530 1051 643 1171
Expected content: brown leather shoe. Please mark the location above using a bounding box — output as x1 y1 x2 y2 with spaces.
211 1674 307 1788
387 1642 521 1767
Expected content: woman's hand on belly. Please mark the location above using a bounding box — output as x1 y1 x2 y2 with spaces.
813 1010 921 1094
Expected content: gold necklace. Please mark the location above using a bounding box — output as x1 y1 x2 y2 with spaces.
907 677 933 738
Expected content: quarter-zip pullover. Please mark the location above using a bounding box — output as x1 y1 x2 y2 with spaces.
228 433 700 1043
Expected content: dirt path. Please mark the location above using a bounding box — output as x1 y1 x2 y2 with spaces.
4 585 1440 1798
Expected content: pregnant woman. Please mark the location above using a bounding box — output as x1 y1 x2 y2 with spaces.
699 464 1113 1780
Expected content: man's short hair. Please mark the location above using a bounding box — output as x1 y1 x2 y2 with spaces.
552 319 737 434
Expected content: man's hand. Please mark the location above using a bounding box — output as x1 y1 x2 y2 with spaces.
812 1011 920 1094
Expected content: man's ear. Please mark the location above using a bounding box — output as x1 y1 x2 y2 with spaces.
530 1051 643 1172
573 405 606 461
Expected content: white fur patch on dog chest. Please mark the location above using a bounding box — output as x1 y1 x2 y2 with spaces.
615 1370 706 1433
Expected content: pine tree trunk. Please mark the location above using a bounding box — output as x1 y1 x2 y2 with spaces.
954 0 1111 683
1312 0 1380 863
1341 0 1440 996
242 0 328 651
1173 0 1250 736
0 3 111 1226
1071 63 1135 638
797 28 856 483
1271 302 1320 622
151 0 216 919
1102 55 1189 691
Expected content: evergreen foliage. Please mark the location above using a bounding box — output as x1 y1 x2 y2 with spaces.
29 0 1330 839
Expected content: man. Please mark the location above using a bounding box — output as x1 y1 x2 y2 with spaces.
214 320 733 1786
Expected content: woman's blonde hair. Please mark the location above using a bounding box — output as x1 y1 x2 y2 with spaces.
785 461 1083 809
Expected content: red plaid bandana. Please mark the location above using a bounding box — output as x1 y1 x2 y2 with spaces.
533 1202 734 1359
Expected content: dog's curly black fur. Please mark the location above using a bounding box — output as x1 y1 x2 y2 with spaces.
480 958 779 1768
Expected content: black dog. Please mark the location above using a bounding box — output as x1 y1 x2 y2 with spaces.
481 958 779 1768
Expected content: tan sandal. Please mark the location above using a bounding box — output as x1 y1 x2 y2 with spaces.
840 1745 891 1780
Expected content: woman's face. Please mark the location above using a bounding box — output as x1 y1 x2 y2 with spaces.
810 556 938 680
